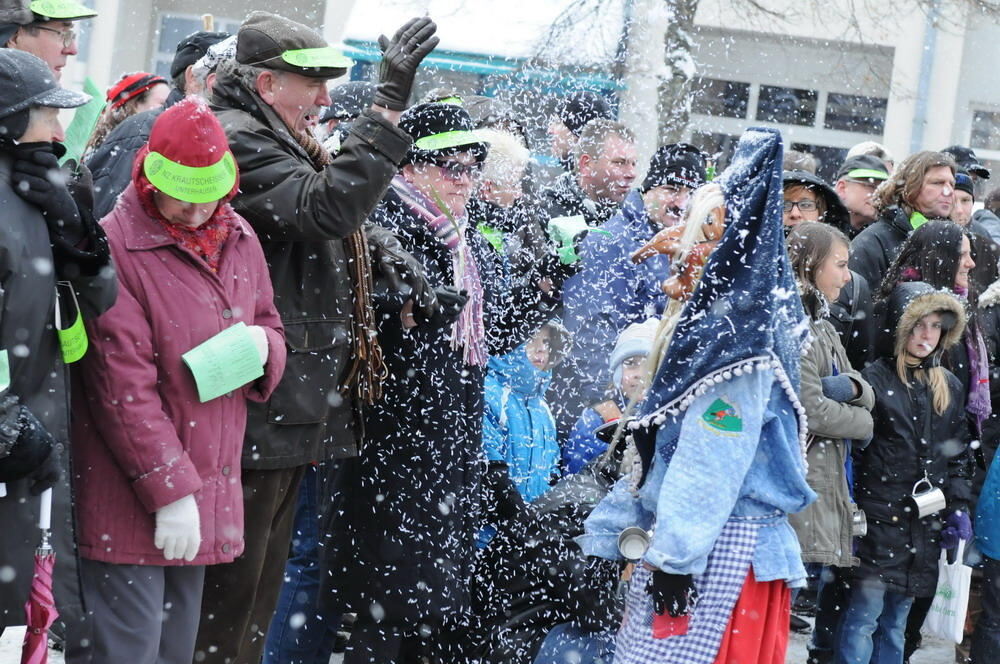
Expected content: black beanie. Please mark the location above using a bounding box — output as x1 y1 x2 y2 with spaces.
399 102 488 166
641 143 707 192
956 170 975 198
558 91 612 136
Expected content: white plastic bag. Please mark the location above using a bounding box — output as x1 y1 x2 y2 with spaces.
923 540 973 643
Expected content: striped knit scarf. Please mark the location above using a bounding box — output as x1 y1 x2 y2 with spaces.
392 176 487 366
296 130 386 404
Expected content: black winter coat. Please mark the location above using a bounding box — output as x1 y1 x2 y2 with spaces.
829 270 875 370
326 185 525 628
849 206 912 297
855 359 972 597
539 171 620 228
211 62 411 467
468 460 622 663
467 197 561 343
85 88 183 219
0 153 118 629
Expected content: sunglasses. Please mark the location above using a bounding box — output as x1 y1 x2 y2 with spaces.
34 25 77 47
428 158 483 181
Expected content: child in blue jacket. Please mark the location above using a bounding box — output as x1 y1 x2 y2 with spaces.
483 322 569 502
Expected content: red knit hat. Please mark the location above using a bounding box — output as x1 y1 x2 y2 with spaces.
135 96 239 204
106 72 167 110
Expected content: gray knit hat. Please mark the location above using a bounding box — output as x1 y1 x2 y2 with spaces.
236 11 352 79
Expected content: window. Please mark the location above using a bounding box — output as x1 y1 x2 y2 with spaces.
690 131 741 173
153 13 242 78
690 78 750 119
971 110 1000 152
756 85 817 126
789 143 848 184
824 93 887 135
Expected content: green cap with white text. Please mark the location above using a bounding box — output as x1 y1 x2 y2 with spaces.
237 11 352 79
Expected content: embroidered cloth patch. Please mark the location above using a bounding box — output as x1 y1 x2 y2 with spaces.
700 398 743 433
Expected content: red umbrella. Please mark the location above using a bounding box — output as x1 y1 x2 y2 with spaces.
20 488 57 664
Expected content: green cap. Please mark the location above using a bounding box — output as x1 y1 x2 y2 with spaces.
281 46 352 70
29 0 96 20
238 11 350 79
846 168 889 181
144 151 237 205
414 129 488 152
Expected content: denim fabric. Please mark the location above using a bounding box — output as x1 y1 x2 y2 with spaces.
580 370 814 585
563 407 610 475
808 565 850 658
836 578 912 664
972 556 1000 663
262 466 338 664
532 622 615 664
976 449 1000 560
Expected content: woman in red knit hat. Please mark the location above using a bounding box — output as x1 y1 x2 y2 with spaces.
65 96 287 664
82 71 169 158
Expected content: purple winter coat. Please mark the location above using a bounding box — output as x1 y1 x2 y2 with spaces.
71 185 286 566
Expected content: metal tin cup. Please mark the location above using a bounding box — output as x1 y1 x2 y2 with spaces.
618 527 651 560
911 477 947 518
851 508 868 537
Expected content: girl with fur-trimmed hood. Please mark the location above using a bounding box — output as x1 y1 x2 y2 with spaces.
838 282 974 664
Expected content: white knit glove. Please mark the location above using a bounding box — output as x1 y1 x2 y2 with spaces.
246 325 269 365
154 494 201 562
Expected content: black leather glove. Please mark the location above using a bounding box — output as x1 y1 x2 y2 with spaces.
373 17 440 111
369 232 438 319
0 408 59 494
482 460 528 524
12 144 85 241
416 286 468 328
11 143 110 278
646 570 697 617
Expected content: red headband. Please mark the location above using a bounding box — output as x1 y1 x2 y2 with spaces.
107 72 168 110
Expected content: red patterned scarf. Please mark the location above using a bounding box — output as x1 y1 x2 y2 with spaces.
135 174 235 272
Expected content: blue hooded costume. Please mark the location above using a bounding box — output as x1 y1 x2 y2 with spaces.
579 128 816 664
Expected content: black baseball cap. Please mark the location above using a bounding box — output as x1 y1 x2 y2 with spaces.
170 30 230 79
237 11 352 79
641 143 707 192
0 48 89 120
942 145 990 179
835 154 889 183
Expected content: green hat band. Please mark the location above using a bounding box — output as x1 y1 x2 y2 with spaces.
847 168 888 180
144 151 237 205
29 0 96 19
415 130 488 151
910 211 929 230
281 47 353 70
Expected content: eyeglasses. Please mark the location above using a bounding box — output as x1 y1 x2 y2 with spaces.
783 199 817 213
34 25 77 47
428 159 482 181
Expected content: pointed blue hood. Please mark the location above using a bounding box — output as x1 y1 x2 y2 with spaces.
636 127 809 429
